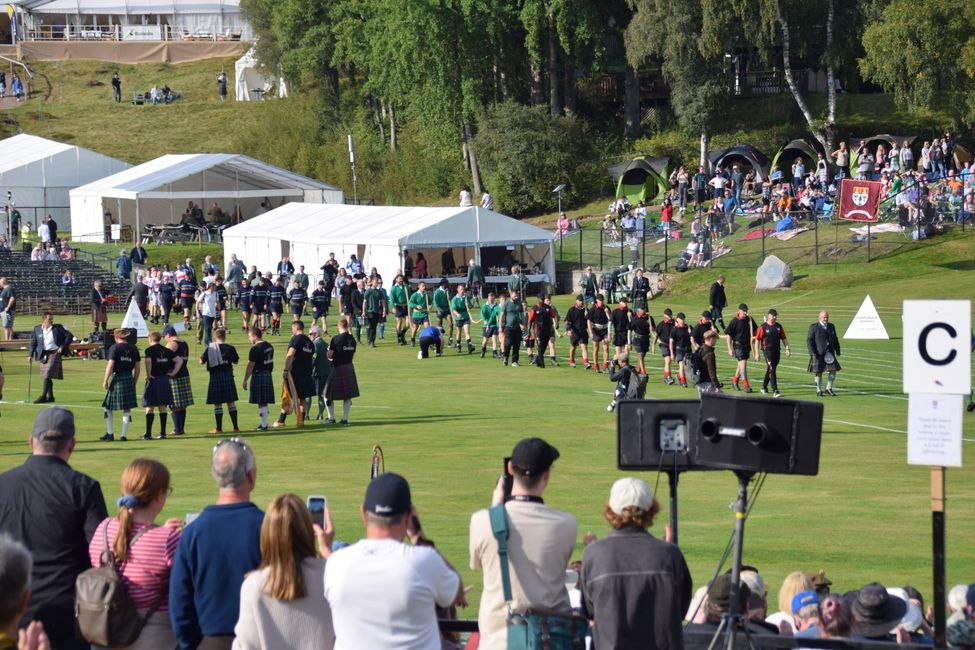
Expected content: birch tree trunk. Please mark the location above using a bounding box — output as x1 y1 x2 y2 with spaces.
775 6 827 151
464 121 483 196
389 102 397 153
700 127 709 170
823 0 838 152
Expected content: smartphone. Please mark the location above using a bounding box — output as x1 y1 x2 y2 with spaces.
502 456 513 500
307 496 327 528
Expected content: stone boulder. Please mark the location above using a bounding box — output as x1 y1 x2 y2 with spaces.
755 255 793 291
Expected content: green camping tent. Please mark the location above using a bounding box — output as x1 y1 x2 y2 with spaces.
608 157 670 204
771 139 826 181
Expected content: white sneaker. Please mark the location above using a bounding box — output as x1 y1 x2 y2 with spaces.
417 351 423 360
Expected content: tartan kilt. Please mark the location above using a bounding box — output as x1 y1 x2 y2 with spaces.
324 363 359 401
103 374 137 411
206 368 239 404
169 375 194 409
39 354 64 380
92 305 107 323
249 372 275 405
291 371 316 399
807 353 842 374
142 376 173 408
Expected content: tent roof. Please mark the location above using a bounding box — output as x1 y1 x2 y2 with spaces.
222 203 554 248
709 144 771 180
778 139 824 157
15 0 240 12
607 156 669 183
850 134 917 148
72 153 340 200
0 134 76 173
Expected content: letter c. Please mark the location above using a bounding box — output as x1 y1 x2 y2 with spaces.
918 322 956 366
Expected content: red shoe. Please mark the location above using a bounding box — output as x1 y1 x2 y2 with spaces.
208 428 223 434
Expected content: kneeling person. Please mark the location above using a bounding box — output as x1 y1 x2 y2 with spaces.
418 325 444 359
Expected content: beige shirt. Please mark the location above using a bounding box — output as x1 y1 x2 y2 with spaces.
469 501 577 650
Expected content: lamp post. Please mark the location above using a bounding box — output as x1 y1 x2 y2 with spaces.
348 134 358 205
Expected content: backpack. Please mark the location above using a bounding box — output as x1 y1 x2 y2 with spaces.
625 367 647 399
686 347 705 385
75 523 163 647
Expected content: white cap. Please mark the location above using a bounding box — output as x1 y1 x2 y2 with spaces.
887 588 922 632
608 477 652 515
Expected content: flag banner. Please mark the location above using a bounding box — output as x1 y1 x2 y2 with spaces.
837 178 882 222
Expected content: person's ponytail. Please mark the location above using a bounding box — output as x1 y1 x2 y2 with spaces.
112 459 171 561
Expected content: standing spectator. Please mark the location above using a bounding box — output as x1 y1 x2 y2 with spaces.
234 494 335 650
131 241 149 267
11 74 23 101
197 283 219 346
116 249 133 282
111 72 122 102
293 265 309 291
469 438 577 650
28 312 72 404
480 189 493 210
216 71 228 101
581 478 691 650
37 219 50 247
0 70 6 97
830 141 849 180
324 473 462 650
44 215 57 246
323 317 359 425
459 185 473 207
169 438 264 650
91 280 109 332
0 407 108 650
0 534 52 649
89 459 182 648
276 256 294 282
226 254 245 306
0 277 15 340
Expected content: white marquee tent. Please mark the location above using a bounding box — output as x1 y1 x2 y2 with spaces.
221 203 556 288
0 134 130 231
70 153 345 242
235 46 286 101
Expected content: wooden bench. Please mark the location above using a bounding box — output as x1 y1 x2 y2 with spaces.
132 92 145 105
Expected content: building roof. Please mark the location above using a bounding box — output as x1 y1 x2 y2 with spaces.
14 0 241 13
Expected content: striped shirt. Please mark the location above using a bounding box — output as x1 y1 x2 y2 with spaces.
88 518 181 610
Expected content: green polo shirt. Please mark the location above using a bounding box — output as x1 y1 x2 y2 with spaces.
364 288 383 314
481 302 499 326
433 287 451 311
451 295 470 321
390 284 408 307
502 300 524 328
409 290 428 319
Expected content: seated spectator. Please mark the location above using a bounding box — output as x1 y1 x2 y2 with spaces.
791 591 823 638
684 574 775 649
766 571 813 633
555 212 570 237
0 534 51 650
414 253 427 278
948 583 975 648
169 438 264 650
948 583 970 626
207 202 225 224
847 582 907 642
580 477 691 650
0 236 8 252
89 459 182 648
819 593 854 639
30 244 43 261
888 586 932 643
602 214 619 241
59 239 74 260
0 407 108 650
234 494 335 650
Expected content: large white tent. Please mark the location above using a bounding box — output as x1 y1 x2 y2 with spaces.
221 203 556 289
0 134 130 231
70 153 345 242
235 46 286 101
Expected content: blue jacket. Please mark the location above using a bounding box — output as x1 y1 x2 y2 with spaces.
420 325 441 340
169 501 264 648
115 255 132 276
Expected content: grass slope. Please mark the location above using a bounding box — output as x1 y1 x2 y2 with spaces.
1 238 973 614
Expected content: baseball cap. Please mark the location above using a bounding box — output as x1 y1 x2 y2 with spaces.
708 574 751 611
792 590 820 614
608 478 652 514
363 472 412 517
162 325 177 337
510 438 560 476
32 407 75 441
575 295 584 302
738 303 749 312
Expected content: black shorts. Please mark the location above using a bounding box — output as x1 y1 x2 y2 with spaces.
482 325 499 338
394 305 408 318
695 189 706 203
436 309 451 322
613 332 628 347
251 304 265 315
180 298 194 311
569 330 589 346
673 347 689 362
291 305 304 315
270 302 283 315
591 329 607 343
633 335 649 353
239 301 251 314
659 344 671 358
412 315 428 325
733 344 750 361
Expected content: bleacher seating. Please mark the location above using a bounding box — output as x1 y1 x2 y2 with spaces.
0 250 132 315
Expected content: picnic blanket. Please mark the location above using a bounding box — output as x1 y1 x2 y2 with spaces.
738 228 772 241
849 223 904 236
770 227 810 241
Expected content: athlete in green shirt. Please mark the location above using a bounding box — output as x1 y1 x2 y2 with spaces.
450 284 474 353
432 279 454 346
500 290 525 366
363 280 385 348
408 281 430 346
390 274 410 345
479 292 500 358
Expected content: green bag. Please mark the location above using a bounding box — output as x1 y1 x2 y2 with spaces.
488 505 587 650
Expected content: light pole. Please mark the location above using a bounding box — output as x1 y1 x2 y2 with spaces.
552 183 566 215
348 134 358 205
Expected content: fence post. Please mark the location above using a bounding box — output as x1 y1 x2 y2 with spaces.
814 217 819 265
620 233 624 268
760 212 766 263
866 222 871 263
579 229 583 271
642 232 646 270
599 229 603 270
664 231 668 272
559 233 563 266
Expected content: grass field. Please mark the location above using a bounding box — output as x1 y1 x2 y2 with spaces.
1 238 973 614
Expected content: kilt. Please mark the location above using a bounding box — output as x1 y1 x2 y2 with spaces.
324 363 359 401
179 297 194 311
291 371 316 399
808 353 841 374
39 353 64 380
249 372 275 405
92 305 106 323
103 374 137 411
206 368 239 404
169 375 194 409
142 376 173 408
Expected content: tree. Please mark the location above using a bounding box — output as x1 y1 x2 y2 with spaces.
860 0 975 126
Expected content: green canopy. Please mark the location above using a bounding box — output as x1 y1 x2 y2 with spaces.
607 157 670 204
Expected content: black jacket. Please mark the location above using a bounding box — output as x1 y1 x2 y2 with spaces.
807 322 840 357
709 281 727 310
29 323 73 360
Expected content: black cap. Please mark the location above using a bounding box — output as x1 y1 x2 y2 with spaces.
708 574 752 612
575 295 584 302
702 310 712 319
31 407 75 441
663 308 673 316
510 438 560 476
364 472 412 517
738 303 749 312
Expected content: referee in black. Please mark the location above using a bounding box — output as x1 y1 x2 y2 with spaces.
755 308 791 397
708 274 728 332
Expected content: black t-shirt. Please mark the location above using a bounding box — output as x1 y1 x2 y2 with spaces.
564 306 587 333
248 340 274 373
238 285 253 305
144 343 175 378
757 322 787 352
268 285 285 306
251 282 269 305
199 343 239 371
692 320 714 347
725 315 757 347
0 286 15 313
289 288 308 307
670 324 692 350
629 314 654 338
329 332 357 366
170 339 190 378
610 307 631 333
288 334 314 375
655 318 675 345
108 342 139 374
587 305 609 326
311 289 329 312
158 281 175 303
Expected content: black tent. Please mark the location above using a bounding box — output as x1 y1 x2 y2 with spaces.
708 144 772 182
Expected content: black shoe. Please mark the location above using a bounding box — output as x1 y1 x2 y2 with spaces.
155 433 168 439
141 433 152 440
324 418 336 425
340 420 350 426
119 435 127 441
468 344 475 354
411 339 416 347
99 433 114 441
254 425 269 431
826 388 835 396
480 348 486 358
816 390 823 397
503 359 508 366
968 402 975 412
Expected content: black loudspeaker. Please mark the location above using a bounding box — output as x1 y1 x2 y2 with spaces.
103 328 137 352
617 400 706 471
694 393 823 476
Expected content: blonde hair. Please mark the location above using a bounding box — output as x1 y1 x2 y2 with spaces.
259 494 316 601
777 571 814 614
114 459 170 561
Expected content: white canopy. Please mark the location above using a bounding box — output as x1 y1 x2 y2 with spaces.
70 153 345 242
0 134 130 232
221 203 556 286
235 46 286 101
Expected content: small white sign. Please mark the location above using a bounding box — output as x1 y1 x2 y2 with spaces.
902 300 971 395
844 295 889 339
110 224 121 241
907 393 963 467
120 298 149 337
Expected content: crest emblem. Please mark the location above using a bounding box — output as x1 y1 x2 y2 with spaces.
851 186 870 207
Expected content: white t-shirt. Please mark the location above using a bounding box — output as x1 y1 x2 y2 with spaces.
324 538 459 650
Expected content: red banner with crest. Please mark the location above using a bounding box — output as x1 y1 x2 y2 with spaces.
836 178 882 222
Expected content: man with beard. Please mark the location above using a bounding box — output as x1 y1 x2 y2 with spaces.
806 310 841 397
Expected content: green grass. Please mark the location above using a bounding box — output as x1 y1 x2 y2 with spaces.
1 237 973 615
71 242 225 273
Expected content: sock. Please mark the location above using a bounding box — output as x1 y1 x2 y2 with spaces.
229 407 239 430
121 413 131 438
665 371 671 377
815 375 822 390
258 406 268 427
176 410 186 433
276 411 287 424
44 378 53 398
550 355 556 362
214 406 224 431
105 410 114 435
145 412 155 436
342 399 351 421
827 373 835 390
326 401 335 420
159 412 168 434
742 378 750 387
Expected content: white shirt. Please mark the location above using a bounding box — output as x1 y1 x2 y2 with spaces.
480 193 493 210
38 222 50 243
197 290 218 317
41 325 56 351
324 538 459 650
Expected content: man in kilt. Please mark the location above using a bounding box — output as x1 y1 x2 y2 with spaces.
324 317 359 426
142 331 180 439
100 329 140 441
164 325 193 435
199 327 240 433
807 310 841 397
310 325 332 420
29 312 72 404
242 327 274 431
276 320 315 427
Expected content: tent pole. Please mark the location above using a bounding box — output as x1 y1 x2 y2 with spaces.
116 197 122 244
135 199 141 244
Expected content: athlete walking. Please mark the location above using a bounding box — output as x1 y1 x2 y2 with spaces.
755 308 791 397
